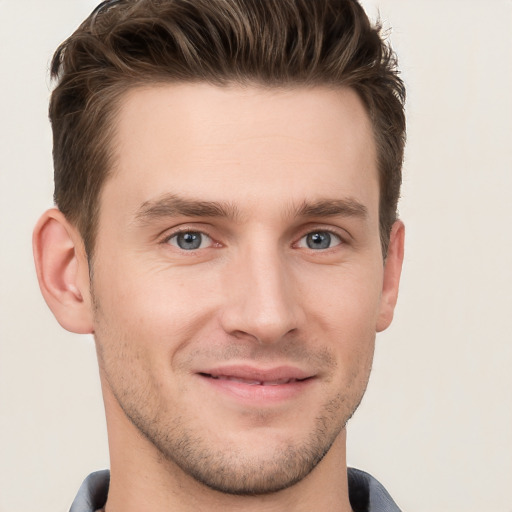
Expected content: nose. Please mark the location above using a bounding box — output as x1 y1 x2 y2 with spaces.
219 244 303 344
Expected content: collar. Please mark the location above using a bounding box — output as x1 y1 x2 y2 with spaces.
70 467 401 512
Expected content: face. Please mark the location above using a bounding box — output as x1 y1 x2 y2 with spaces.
90 84 396 494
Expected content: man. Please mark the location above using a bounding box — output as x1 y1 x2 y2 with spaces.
33 0 406 510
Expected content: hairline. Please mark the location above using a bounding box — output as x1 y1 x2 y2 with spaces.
79 79 391 262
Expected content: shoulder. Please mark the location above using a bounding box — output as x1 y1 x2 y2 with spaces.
348 467 402 512
69 470 110 512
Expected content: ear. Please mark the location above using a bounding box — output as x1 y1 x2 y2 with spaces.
376 220 405 332
33 208 94 334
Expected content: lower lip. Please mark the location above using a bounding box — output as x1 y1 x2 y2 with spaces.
198 375 314 404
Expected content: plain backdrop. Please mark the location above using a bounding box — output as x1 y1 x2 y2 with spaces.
1 1 511 511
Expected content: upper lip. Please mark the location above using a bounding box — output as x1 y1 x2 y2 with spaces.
197 365 314 384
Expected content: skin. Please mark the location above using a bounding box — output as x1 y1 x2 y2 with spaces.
33 84 404 512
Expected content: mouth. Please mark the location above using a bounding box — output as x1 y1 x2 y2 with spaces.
196 365 315 403
199 373 310 386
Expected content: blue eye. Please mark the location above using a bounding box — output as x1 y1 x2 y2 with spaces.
298 231 342 250
168 231 212 250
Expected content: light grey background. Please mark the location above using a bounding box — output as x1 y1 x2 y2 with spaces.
1 1 511 511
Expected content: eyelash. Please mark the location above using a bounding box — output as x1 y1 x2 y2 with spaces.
160 226 348 252
162 228 218 250
294 228 346 251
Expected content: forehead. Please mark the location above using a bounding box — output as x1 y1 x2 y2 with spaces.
105 83 378 217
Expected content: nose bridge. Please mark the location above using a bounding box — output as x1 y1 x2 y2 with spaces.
220 238 301 343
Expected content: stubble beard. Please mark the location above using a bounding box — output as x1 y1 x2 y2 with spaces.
120 390 356 496
92 293 372 496
100 352 369 496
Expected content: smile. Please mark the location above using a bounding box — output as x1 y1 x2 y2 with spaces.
201 374 307 386
196 365 315 404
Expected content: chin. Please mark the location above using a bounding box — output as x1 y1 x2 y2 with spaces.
124 392 353 496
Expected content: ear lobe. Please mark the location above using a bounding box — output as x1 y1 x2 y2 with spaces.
33 208 94 334
376 220 405 333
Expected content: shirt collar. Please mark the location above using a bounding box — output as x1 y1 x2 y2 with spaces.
70 467 401 512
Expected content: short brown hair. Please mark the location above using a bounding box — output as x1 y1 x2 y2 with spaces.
50 0 405 257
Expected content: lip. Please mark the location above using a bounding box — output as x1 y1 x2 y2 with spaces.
196 365 315 404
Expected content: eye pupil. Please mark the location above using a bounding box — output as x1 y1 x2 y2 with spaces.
177 232 202 250
307 232 331 249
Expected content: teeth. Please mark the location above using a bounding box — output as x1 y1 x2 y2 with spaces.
224 376 262 385
262 379 295 386
210 375 297 386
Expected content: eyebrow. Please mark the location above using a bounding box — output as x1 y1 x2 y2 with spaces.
134 193 368 225
292 198 368 219
135 193 240 224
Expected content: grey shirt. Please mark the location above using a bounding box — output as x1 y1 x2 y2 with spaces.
69 468 401 512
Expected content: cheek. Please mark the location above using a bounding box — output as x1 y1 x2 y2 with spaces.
296 263 381 375
297 261 384 329
91 255 224 361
